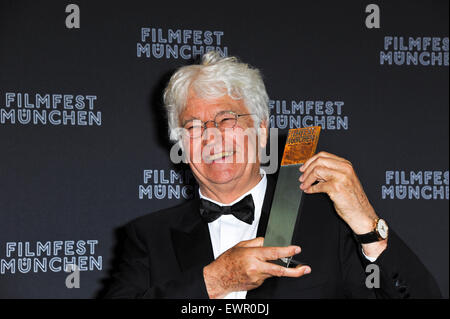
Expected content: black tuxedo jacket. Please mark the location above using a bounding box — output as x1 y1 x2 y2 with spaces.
104 175 441 299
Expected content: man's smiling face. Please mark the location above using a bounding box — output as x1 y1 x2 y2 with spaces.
180 89 265 188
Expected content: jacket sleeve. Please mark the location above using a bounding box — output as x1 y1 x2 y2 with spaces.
339 220 442 299
103 222 210 299
366 229 442 299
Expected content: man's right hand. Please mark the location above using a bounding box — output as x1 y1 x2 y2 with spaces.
202 237 311 299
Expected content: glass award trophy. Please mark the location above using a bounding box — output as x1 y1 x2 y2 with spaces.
263 126 321 267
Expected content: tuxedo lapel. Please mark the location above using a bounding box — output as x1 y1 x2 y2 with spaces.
170 199 215 272
256 173 277 238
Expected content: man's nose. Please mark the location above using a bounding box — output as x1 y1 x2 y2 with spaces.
204 120 217 130
203 123 223 145
203 120 218 136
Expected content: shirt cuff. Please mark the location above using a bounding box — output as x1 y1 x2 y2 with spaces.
362 248 377 262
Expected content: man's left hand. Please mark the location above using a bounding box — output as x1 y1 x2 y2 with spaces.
299 151 387 258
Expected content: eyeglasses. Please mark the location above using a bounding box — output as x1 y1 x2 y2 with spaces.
182 110 254 139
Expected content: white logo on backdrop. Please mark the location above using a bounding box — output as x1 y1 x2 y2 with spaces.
137 27 228 59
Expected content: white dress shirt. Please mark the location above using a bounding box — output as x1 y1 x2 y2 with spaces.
199 169 377 299
199 169 267 299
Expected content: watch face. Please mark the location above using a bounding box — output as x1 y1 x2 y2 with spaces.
377 219 389 239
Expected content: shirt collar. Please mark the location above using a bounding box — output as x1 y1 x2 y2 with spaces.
198 169 267 208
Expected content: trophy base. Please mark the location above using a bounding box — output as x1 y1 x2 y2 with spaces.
272 257 307 268
272 257 293 267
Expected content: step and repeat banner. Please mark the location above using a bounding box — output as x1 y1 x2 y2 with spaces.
0 0 448 298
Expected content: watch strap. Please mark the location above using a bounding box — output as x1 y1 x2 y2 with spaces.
354 231 381 244
354 218 384 244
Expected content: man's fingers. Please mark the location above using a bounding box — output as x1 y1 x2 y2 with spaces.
300 151 347 172
300 157 350 181
300 165 343 191
237 237 264 248
262 263 311 278
303 181 333 195
258 245 301 261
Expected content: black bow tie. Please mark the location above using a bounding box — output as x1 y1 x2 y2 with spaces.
199 194 255 225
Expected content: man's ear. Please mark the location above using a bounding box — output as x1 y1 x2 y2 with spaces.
258 120 268 149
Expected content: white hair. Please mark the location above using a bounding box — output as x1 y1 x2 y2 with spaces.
163 51 269 142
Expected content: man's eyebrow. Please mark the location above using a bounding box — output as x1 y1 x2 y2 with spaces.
181 117 200 126
181 109 237 126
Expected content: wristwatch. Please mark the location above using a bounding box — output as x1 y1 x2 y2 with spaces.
354 218 389 244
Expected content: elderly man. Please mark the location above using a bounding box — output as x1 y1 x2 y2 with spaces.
104 52 441 299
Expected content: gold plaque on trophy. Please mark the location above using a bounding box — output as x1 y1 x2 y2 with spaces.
280 126 321 166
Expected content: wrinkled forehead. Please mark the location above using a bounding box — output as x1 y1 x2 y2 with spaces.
179 90 249 123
